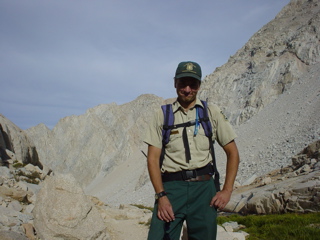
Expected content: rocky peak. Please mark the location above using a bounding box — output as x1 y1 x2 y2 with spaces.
199 0 319 125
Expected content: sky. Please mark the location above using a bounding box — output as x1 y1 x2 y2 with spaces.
0 0 290 130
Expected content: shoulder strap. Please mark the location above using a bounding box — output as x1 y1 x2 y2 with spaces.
161 104 174 145
160 104 173 168
198 100 212 138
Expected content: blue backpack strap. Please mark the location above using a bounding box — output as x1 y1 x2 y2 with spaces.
198 100 212 138
161 104 174 145
198 100 221 192
160 104 174 168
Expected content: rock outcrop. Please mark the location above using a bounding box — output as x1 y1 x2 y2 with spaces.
226 140 320 215
0 114 41 168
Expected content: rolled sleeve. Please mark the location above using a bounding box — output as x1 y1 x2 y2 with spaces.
143 109 163 149
208 104 237 147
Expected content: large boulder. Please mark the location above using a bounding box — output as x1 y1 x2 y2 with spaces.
33 173 110 240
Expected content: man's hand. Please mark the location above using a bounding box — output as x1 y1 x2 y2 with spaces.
157 196 175 222
210 189 232 210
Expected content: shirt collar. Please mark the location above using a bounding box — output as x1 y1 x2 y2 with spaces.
172 98 204 113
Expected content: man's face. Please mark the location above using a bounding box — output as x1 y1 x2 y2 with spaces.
175 77 201 105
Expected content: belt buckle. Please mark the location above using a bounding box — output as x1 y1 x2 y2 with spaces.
184 170 197 181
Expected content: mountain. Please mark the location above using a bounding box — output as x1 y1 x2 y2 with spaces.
199 0 319 125
20 0 320 206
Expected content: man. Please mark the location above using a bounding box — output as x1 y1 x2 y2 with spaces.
144 61 239 239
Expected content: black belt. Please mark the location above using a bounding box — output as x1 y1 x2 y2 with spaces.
162 163 214 182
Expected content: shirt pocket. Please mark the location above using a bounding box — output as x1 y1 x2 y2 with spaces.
166 129 183 153
194 129 210 151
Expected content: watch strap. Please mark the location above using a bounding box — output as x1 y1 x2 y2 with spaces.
155 191 167 200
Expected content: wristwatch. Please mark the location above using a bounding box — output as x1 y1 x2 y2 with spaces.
155 191 167 200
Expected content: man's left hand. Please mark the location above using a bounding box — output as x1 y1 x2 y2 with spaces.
209 189 232 210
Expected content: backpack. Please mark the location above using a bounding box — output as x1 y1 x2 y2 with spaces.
160 100 221 191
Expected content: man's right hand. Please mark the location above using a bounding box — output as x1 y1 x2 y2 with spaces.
157 196 175 222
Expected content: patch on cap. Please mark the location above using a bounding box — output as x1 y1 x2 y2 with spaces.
183 62 197 73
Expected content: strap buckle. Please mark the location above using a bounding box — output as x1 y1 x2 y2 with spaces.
183 170 197 180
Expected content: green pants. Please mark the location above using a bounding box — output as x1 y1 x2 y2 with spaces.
148 178 217 240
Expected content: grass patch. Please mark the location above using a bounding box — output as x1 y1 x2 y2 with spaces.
218 212 320 240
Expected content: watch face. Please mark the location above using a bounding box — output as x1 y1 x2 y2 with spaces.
155 193 160 200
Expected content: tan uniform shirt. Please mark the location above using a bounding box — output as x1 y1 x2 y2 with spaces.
144 98 237 173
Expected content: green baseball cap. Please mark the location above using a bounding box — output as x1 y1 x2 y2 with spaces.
175 61 202 81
